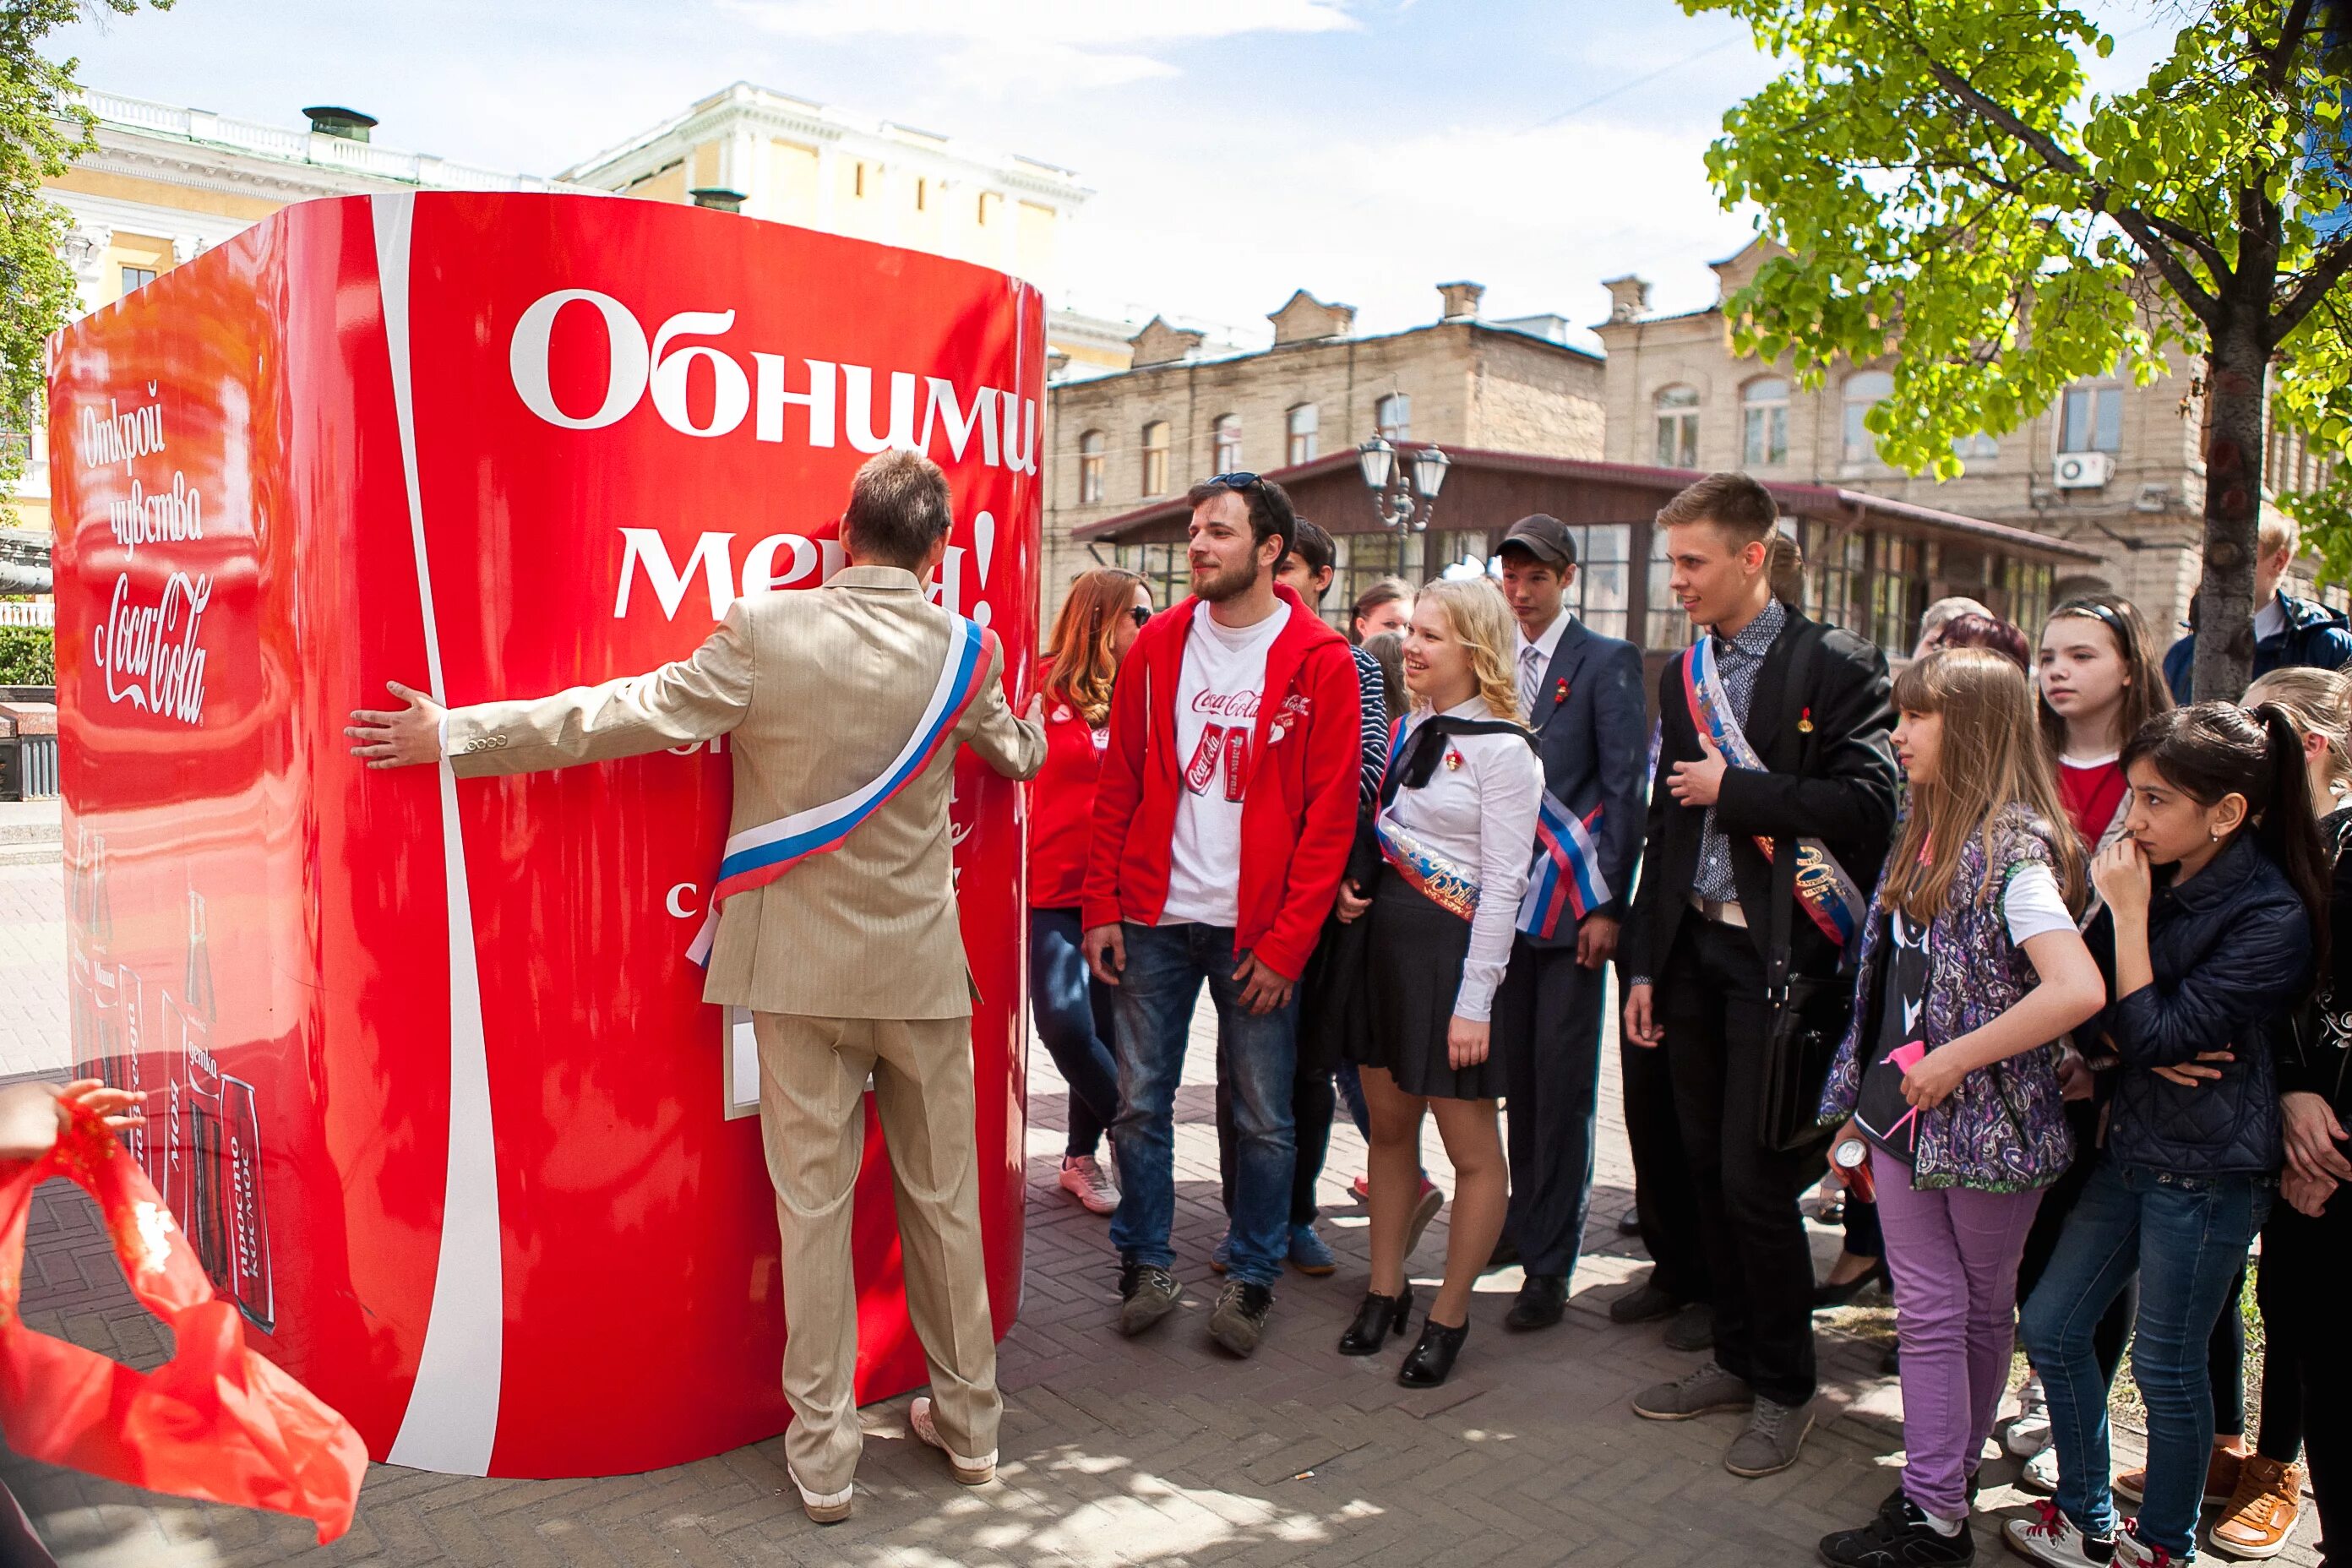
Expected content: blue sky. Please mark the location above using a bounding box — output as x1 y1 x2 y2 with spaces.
49 0 2175 348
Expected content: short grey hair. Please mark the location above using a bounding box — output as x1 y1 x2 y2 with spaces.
843 449 953 569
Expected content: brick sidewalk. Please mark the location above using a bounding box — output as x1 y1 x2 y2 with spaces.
2 858 2311 1568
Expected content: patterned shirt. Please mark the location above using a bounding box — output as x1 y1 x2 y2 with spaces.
1691 596 1787 905
1352 644 1391 808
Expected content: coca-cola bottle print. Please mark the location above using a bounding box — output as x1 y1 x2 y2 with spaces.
170 888 275 1330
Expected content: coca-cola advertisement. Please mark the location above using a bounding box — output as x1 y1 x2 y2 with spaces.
48 192 1044 1478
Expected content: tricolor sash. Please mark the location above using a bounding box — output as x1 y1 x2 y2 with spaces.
1680 634 1865 948
1516 791 1609 940
686 616 993 966
1375 819 1483 922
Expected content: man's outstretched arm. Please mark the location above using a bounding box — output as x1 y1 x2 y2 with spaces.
347 602 755 776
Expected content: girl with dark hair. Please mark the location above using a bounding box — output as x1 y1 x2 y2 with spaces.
1028 569 1152 1213
1813 651 2104 1567
2011 703 2325 1568
1934 612 2033 673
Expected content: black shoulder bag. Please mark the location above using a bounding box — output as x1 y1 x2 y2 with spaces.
1755 625 1852 1156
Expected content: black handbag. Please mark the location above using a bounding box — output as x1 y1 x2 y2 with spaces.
1754 625 1853 1155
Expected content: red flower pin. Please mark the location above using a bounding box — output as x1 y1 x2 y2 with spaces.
1554 678 1570 703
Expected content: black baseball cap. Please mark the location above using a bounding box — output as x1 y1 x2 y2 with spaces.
1499 514 1576 567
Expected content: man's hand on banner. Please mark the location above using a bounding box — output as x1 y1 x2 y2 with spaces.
1666 731 1727 807
346 680 446 769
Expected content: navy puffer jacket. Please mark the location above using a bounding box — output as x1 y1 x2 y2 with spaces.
2105 836 2311 1177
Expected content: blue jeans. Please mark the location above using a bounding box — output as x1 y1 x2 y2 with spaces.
1027 908 1122 1159
1108 921 1298 1288
2019 1157 2273 1556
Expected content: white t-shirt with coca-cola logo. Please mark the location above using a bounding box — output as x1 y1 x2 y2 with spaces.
1162 600 1290 927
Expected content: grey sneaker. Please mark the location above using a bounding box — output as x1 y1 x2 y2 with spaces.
1206 1281 1275 1357
1723 1395 1814 1476
1117 1262 1184 1336
1631 1360 1754 1421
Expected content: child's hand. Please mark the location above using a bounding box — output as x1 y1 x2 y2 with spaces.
2151 1049 2232 1089
2090 838 2151 917
1901 1046 1968 1110
0 1080 146 1162
2281 1168 2337 1219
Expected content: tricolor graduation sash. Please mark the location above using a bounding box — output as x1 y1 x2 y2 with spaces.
1680 634 1865 948
1516 791 1609 940
687 615 992 966
1371 710 1537 924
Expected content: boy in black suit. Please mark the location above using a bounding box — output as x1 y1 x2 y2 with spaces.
1620 473 1897 1478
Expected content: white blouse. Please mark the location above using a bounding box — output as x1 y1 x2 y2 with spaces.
1379 695 1544 1021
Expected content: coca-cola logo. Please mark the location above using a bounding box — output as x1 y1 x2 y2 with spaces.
92 570 211 725
1190 690 1261 719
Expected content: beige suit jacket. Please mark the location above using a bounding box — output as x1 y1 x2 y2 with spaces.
444 564 1044 1019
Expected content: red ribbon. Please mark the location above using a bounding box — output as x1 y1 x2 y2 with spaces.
0 1102 364 1543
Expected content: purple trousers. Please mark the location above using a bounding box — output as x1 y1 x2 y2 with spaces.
1872 1146 2045 1520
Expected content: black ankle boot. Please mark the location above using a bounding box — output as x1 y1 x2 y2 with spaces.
1397 1316 1467 1386
1337 1287 1413 1356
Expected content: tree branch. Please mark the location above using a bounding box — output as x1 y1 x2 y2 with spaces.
2268 0 2320 93
2273 234 2352 346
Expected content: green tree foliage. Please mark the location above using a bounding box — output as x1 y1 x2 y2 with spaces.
0 623 53 683
2 0 171 509
1685 0 2352 698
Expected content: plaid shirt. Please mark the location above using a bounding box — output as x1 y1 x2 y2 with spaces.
1691 596 1786 905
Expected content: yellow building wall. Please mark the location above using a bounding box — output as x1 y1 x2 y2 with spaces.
690 141 720 193
902 173 945 252
835 157 879 240
765 139 819 226
47 166 283 222
1015 199 1056 288
627 161 688 203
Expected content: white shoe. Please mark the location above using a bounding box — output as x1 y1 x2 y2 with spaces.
788 1465 852 1524
2005 1500 2116 1567
1058 1154 1119 1215
909 1396 995 1485
2009 1375 2052 1456
2022 1443 2063 1495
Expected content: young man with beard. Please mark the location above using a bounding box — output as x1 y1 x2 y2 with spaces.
1084 476 1362 1356
1620 473 1897 1478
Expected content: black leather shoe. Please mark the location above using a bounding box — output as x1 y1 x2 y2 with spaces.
1505 1274 1567 1331
1337 1286 1414 1355
1609 1282 1678 1325
1811 1260 1889 1310
1486 1236 1521 1269
1397 1316 1468 1387
1617 1205 1642 1236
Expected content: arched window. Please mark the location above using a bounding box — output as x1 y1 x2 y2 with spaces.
1141 421 1171 497
1376 393 1411 442
1287 403 1319 466
1654 384 1699 468
1212 414 1242 475
1842 370 1893 466
1077 429 1105 504
1741 378 1789 467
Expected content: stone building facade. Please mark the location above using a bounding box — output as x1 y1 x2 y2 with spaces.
1041 282 1607 624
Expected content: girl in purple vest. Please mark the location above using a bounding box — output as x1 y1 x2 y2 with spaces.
1816 648 2107 1567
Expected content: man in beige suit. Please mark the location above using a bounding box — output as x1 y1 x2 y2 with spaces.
346 450 1044 1523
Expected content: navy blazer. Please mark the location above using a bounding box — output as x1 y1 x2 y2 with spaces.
1520 616 1650 944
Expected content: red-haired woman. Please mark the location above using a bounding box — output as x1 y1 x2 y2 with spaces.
1030 569 1154 1213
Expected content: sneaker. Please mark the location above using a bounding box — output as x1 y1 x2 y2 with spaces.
1664 1300 1716 1352
2007 1375 2052 1456
1057 1154 1119 1215
1631 1360 1753 1421
2005 1501 2117 1568
1350 1173 1371 1202
2114 1523 2183 1568
907 1396 994 1485
2114 1449 2240 1507
1405 1182 1445 1259
1116 1261 1184 1336
1724 1394 1814 1477
1287 1223 1337 1276
1610 1280 1681 1325
788 1464 853 1525
1819 1490 1977 1567
2207 1456 2305 1560
1210 1234 1232 1275
1206 1281 1275 1356
2022 1444 2061 1495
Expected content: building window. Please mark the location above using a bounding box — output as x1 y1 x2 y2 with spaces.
1141 421 1171 497
1077 429 1105 505
1646 528 1696 648
1741 378 1789 467
1654 384 1700 468
2061 380 2123 453
1376 393 1411 442
915 177 928 212
1212 414 1241 475
1842 371 1893 466
1870 532 1925 656
1564 523 1632 640
1114 543 1190 611
977 191 997 226
120 267 158 294
1953 430 2001 460
1806 527 1867 633
1286 403 1319 466
2001 558 2055 634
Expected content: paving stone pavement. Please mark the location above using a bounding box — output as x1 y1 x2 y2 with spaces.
0 860 2322 1567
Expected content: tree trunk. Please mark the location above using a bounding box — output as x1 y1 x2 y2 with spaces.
2191 308 2269 702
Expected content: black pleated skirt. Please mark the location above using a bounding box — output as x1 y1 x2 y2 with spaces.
1343 865 1506 1102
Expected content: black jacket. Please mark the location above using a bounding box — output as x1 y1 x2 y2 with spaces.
1519 617 1649 941
2283 808 2352 1121
2105 836 2311 1177
1623 608 1899 984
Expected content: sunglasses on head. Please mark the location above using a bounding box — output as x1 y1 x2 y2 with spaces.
1209 471 1260 490
1126 606 1151 628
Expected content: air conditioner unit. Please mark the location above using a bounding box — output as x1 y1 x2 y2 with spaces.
2054 450 2111 489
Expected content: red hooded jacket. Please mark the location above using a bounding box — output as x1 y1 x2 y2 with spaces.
1081 585 1361 980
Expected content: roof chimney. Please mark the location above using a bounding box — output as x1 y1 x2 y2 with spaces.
1129 315 1206 368
302 106 377 143
1603 275 1652 323
690 188 747 213
1437 280 1484 322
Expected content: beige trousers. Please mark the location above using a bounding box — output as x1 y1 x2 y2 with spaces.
754 1011 1001 1494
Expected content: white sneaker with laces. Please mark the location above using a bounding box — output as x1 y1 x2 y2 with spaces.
1058 1154 1119 1215
2009 1374 2053 1456
2005 1500 2116 1568
2022 1442 2063 1494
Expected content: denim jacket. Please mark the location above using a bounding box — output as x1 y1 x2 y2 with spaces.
1818 805 2077 1192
